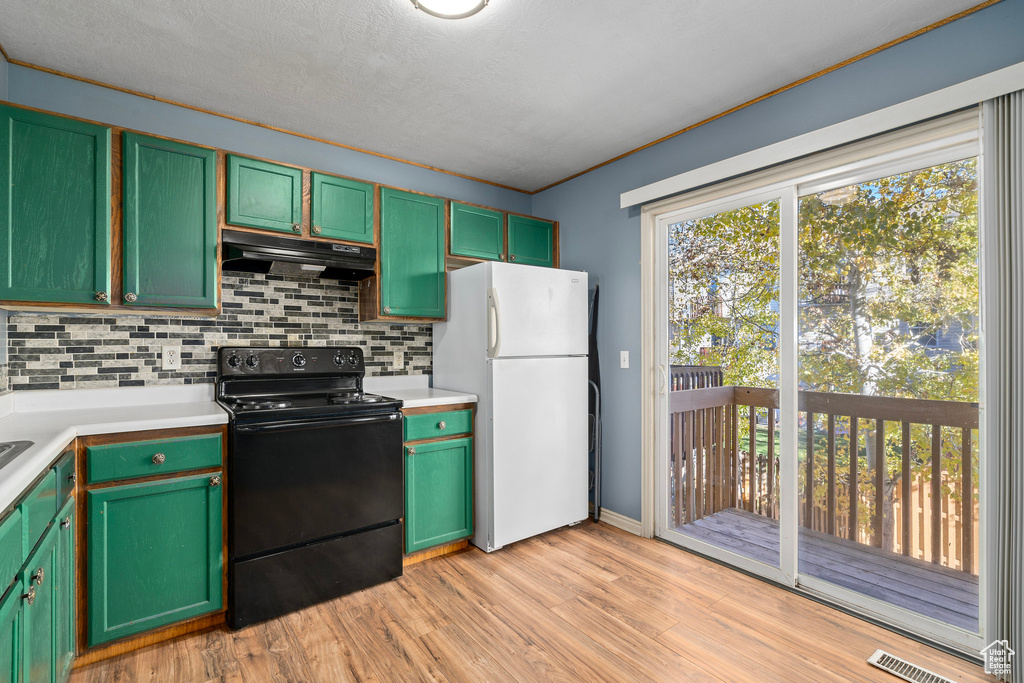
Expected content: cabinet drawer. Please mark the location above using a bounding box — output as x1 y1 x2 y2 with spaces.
404 410 472 442
0 508 23 590
86 433 222 484
19 470 56 556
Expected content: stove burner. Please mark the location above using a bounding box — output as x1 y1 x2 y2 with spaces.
329 392 385 405
235 397 294 410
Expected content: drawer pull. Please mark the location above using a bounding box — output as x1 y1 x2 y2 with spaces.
210 475 221 487
94 291 108 302
23 586 35 605
152 453 166 465
408 447 416 456
438 421 447 430
31 567 44 586
61 516 71 531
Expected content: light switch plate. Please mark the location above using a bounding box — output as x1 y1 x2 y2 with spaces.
162 346 182 371
620 350 629 369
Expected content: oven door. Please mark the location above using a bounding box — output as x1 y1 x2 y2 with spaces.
229 411 403 559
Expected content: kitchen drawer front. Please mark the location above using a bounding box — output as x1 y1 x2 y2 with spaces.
86 433 222 484
404 409 472 442
19 469 57 556
0 508 23 591
54 450 75 505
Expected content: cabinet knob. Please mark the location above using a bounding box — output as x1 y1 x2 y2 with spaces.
210 475 221 487
510 254 516 262
312 225 322 235
61 516 71 530
383 306 391 315
68 472 76 484
498 253 505 261
152 452 166 465
124 292 137 303
408 447 416 456
23 586 35 605
438 421 447 430
292 224 301 233
31 567 44 586
95 291 108 302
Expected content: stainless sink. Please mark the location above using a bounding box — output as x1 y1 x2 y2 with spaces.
0 441 33 471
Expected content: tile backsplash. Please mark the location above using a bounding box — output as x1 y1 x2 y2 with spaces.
5 273 432 391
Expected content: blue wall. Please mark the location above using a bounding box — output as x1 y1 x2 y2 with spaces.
533 0 1024 521
0 53 8 101
6 66 531 214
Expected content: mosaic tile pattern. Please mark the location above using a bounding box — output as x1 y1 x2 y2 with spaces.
6 273 432 391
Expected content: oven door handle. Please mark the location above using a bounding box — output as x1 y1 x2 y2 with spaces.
234 412 402 433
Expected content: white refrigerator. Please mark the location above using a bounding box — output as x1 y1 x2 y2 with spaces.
433 261 589 552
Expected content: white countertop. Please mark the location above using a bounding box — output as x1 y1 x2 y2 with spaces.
0 385 227 513
363 375 476 409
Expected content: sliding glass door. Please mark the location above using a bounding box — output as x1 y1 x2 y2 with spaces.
652 114 983 650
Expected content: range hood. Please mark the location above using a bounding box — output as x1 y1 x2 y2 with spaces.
222 229 376 281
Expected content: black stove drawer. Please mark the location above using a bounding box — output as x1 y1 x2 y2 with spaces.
229 412 403 559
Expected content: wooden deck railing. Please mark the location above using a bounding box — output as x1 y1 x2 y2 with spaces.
669 386 979 574
670 365 723 391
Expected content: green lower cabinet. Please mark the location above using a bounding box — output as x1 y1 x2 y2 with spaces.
405 438 473 553
55 498 75 682
21 520 57 683
379 188 446 318
226 155 302 234
507 214 555 268
450 203 504 261
0 579 23 683
87 473 223 647
122 132 218 308
0 104 112 305
310 172 374 243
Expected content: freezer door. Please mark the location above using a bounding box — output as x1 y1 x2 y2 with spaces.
487 263 587 358
488 356 588 549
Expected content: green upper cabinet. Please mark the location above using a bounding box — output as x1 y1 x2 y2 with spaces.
310 172 374 244
405 437 473 553
0 104 112 304
379 188 446 318
507 214 555 268
87 473 223 647
123 133 218 308
226 155 302 234
450 203 504 261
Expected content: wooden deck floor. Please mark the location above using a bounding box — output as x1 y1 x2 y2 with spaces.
70 521 990 682
676 507 979 632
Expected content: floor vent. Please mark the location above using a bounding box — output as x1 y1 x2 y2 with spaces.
867 650 955 683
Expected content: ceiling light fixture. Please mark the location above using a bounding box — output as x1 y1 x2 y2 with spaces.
411 0 488 20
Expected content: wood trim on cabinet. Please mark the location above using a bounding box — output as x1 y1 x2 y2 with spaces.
75 425 228 663
402 540 470 567
402 402 476 416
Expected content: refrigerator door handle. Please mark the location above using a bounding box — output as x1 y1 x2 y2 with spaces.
487 288 502 358
659 364 667 395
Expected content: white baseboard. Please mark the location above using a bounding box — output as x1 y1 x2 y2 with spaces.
597 508 642 536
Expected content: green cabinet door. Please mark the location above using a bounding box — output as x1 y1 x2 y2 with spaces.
54 498 74 682
123 133 217 308
226 155 302 234
21 520 57 683
310 172 374 244
87 473 223 647
379 188 446 318
0 579 23 683
450 203 504 261
0 105 112 304
507 215 555 268
405 438 473 553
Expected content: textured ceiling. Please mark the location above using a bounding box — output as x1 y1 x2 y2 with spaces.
0 0 981 192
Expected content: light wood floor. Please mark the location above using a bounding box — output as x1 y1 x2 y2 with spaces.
70 522 992 682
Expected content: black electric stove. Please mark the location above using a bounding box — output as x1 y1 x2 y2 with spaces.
217 346 404 628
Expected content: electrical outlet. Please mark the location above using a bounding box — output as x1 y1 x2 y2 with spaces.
393 350 404 371
162 345 182 371
620 350 629 369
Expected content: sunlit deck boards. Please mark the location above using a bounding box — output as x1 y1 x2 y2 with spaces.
674 507 979 632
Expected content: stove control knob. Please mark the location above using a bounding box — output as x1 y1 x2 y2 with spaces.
292 352 306 368
333 352 345 366
348 353 359 366
245 354 260 369
227 354 242 368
